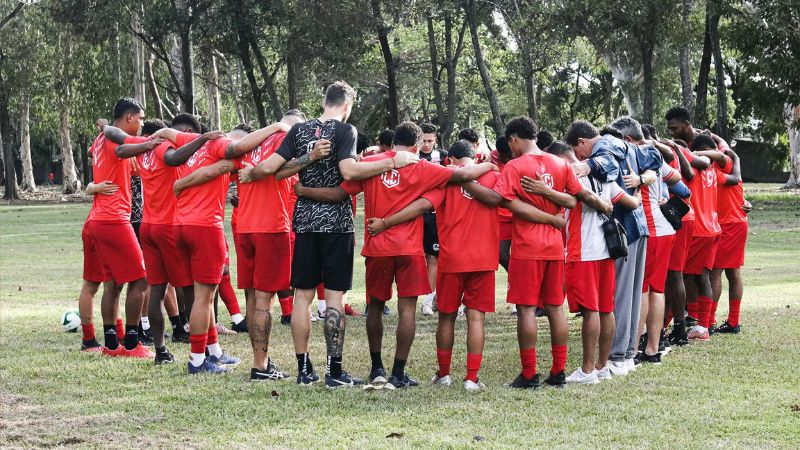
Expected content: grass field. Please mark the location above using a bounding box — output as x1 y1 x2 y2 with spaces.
1 184 799 449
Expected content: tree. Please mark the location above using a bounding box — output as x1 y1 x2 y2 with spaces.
678 0 694 110
463 0 503 135
370 0 399 127
19 91 35 192
427 4 467 144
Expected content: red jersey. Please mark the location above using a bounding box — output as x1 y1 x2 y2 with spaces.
137 141 178 225
232 131 292 233
340 152 453 257
490 150 512 223
426 170 500 273
668 146 696 222
89 133 146 222
716 172 747 224
687 164 721 237
493 151 582 260
173 132 233 228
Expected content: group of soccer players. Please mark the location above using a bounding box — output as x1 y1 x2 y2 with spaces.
76 80 749 391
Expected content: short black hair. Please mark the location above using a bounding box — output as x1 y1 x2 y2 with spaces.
448 140 475 159
171 113 202 133
113 97 144 120
457 127 480 144
690 134 716 151
546 141 573 157
643 124 657 140
142 119 167 137
200 123 210 134
665 106 692 123
598 125 623 140
378 129 394 147
611 116 644 141
495 136 512 160
356 132 370 154
504 116 538 141
234 123 256 133
284 109 307 121
324 81 357 107
564 120 599 146
394 121 423 147
420 123 437 135
641 125 652 140
536 130 554 149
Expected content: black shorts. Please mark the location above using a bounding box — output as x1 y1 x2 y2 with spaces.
131 222 142 246
423 212 439 257
291 232 354 291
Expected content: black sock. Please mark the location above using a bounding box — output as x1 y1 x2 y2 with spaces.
179 312 188 328
370 352 383 371
155 345 168 354
124 325 139 350
392 358 406 378
328 355 343 378
103 325 118 349
138 322 145 338
674 320 686 334
169 315 183 334
296 353 313 375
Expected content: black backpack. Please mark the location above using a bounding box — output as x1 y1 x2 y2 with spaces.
588 177 629 259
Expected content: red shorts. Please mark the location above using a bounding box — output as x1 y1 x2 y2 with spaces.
565 259 615 313
235 232 291 292
499 220 512 241
643 234 675 293
713 222 747 269
365 255 431 301
140 223 192 287
668 220 694 272
82 221 109 283
437 271 496 313
507 258 564 306
684 235 720 275
176 225 226 285
86 220 146 284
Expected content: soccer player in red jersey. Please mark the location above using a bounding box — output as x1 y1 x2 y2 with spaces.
711 148 750 333
83 98 153 358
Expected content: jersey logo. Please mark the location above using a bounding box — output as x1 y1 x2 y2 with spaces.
251 144 265 164
461 183 474 199
540 172 554 188
704 169 717 188
381 170 400 188
141 150 157 172
92 136 105 168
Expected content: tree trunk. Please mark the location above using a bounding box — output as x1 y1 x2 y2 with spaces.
695 9 715 127
604 52 643 119
784 104 800 188
145 53 166 119
205 50 221 130
426 13 444 129
523 60 538 124
709 5 728 140
464 0 503 136
19 92 35 192
81 136 91 187
236 33 266 127
58 33 79 194
0 77 17 200
249 36 283 122
679 0 694 111
641 41 655 124
132 4 147 110
601 71 613 122
176 0 194 113
371 0 399 127
287 46 298 109
442 13 465 146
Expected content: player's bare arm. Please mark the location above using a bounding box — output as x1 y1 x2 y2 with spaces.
147 127 179 143
338 151 418 181
461 182 504 207
102 125 131 145
239 153 288 183
173 159 237 196
164 131 225 167
650 139 675 163
224 122 291 159
520 175 578 209
367 198 433 236
85 181 119 196
623 169 657 190
504 198 566 229
274 140 332 180
616 190 641 210
694 149 727 169
115 139 164 159
722 149 742 186
575 188 613 215
448 162 495 184
294 181 349 203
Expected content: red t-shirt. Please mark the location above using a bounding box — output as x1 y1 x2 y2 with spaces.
493 151 582 260
716 172 747 224
490 150 512 224
232 131 292 233
340 152 453 257
687 164 721 237
426 170 500 273
88 133 146 222
173 132 233 228
136 141 178 225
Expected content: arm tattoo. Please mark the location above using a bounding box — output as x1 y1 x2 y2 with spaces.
323 307 345 358
218 162 234 175
283 153 313 171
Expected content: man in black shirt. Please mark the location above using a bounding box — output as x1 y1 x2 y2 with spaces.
239 81 417 388
418 123 447 315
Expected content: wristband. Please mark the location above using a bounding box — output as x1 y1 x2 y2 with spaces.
638 175 644 185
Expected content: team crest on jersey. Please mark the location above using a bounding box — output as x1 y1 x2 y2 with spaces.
461 182 474 199
141 150 157 171
540 172 554 188
251 145 265 164
704 169 716 187
381 170 400 188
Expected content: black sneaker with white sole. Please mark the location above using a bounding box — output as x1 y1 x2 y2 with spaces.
171 332 190 344
713 321 741 334
369 367 388 385
667 329 689 347
508 373 540 389
685 316 698 327
639 352 662 365
154 349 175 365
325 371 365 389
280 315 291 325
296 371 321 386
385 373 419 390
231 319 248 333
544 371 566 388
251 360 288 381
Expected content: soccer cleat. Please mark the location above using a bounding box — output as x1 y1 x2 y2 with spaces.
544 371 566 388
708 322 718 336
280 315 291 325
639 352 662 365
464 379 486 391
250 360 288 381
369 367 388 385
120 343 156 359
606 360 629 376
667 329 689 347
535 307 546 317
566 368 600 385
507 373 540 389
171 332 190 344
685 316 698 328
344 304 359 316
658 331 672 356
457 305 466 316
317 310 326 320
216 323 237 335
687 326 710 342
385 373 419 390
231 319 248 333
138 328 154 346
638 333 648 353
713 321 741 334
325 371 365 389
361 305 369 317
431 372 452 386
208 352 241 368
511 305 518 316
310 312 320 322
596 366 612 381
81 339 103 353
101 346 124 357
187 359 228 374
296 371 321 386
154 349 176 365
421 295 434 316
383 305 391 316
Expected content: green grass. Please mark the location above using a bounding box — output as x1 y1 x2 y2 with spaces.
1 184 799 448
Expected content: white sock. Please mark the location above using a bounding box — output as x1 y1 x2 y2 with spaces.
231 313 244 324
318 300 327 314
207 342 223 357
190 352 205 367
140 317 150 330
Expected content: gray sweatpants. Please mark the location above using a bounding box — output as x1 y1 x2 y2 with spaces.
610 236 648 361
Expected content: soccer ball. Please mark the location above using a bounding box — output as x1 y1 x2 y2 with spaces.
61 311 81 332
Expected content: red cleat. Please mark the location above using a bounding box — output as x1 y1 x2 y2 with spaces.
344 304 360 316
101 346 125 357
119 343 156 359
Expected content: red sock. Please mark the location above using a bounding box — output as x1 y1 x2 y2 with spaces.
663 309 674 328
728 299 742 327
207 323 219 345
81 323 96 341
520 348 537 379
697 296 713 328
279 296 294 316
709 300 719 326
687 302 699 319
219 274 241 316
316 283 325 301
436 348 452 376
190 333 208 354
466 353 482 382
551 344 567 375
115 318 124 338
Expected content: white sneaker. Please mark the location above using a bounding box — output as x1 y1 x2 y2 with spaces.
606 360 629 376
625 358 638 371
565 368 600 385
464 379 485 391
596 366 612 381
310 313 319 322
457 305 466 316
421 294 435 316
431 373 452 386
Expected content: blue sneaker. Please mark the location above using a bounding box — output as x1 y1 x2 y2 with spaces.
187 359 228 374
297 371 321 386
208 352 241 368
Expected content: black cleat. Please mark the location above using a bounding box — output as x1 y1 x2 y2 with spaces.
535 307 546 317
251 360 288 381
708 322 718 336
231 319 248 333
325 371 365 389
138 328 154 345
544 371 566 388
685 316 698 327
508 373 541 389
639 352 662 365
368 367 388 385
280 315 291 325
154 349 175 365
713 321 741 334
297 371 321 386
385 373 419 390
80 339 103 352
667 329 689 347
638 333 648 353
632 352 644 367
171 332 190 344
